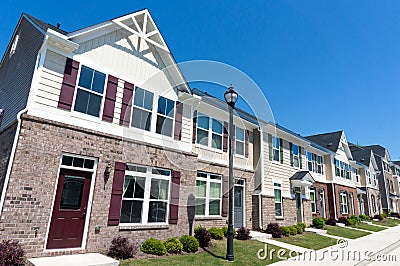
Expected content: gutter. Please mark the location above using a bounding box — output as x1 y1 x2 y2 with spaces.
258 127 264 230
330 155 338 220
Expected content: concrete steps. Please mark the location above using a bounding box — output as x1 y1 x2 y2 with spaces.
28 253 119 266
250 230 272 241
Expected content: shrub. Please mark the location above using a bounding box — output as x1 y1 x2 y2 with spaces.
179 235 199 253
265 223 282 238
359 214 370 221
373 214 383 221
349 215 360 225
222 226 236 237
107 236 137 260
194 226 212 248
381 212 388 219
141 238 166 256
295 224 303 234
0 240 25 266
208 227 224 240
338 216 350 225
298 223 307 231
280 226 290 237
326 218 337 226
163 238 183 254
287 225 297 235
236 227 251 240
312 217 326 229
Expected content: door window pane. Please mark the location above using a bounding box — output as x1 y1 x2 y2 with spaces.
60 176 84 209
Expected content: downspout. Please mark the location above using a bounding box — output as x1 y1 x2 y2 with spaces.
365 184 370 215
258 127 265 230
331 155 338 220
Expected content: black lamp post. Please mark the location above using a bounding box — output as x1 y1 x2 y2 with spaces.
224 85 238 262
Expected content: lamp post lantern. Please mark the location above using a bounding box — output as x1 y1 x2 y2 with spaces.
224 85 238 262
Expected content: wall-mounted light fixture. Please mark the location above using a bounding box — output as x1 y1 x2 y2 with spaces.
104 163 112 187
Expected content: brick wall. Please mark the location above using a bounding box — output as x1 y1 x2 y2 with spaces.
311 182 330 219
334 184 359 218
0 123 17 194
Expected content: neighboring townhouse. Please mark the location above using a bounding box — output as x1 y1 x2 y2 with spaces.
349 145 381 217
364 145 399 214
390 162 400 215
254 123 333 228
306 131 360 219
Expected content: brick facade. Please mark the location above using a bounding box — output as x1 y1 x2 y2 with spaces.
311 182 330 219
333 184 359 218
362 188 381 217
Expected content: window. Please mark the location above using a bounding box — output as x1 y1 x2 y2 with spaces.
0 109 4 127
195 172 222 216
335 159 349 179
371 195 376 213
196 113 223 150
291 144 299 168
274 182 283 216
339 191 348 214
366 170 371 184
307 151 324 174
61 155 95 170
307 152 313 171
132 87 154 131
156 96 175 137
272 137 280 162
345 164 351 179
74 66 105 117
373 173 378 187
235 127 245 156
353 168 359 183
120 165 170 224
310 189 316 213
9 34 19 57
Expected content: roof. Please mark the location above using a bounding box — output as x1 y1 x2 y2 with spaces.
364 145 386 157
305 131 343 152
289 171 316 183
23 13 67 35
393 161 400 166
350 149 372 167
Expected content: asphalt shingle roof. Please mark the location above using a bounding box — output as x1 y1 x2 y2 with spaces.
24 13 68 35
305 131 343 152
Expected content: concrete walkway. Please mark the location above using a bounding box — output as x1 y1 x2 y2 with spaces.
28 253 119 266
272 225 400 265
258 238 313 254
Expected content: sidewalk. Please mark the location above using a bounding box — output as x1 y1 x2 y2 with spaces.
271 225 400 265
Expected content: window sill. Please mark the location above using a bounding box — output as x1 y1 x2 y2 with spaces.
195 144 224 154
195 216 225 221
118 224 169 231
275 216 284 220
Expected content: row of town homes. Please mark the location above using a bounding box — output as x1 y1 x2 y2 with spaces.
0 10 399 258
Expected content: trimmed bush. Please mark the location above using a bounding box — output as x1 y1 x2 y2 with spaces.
222 226 236 237
265 223 282 238
0 240 25 266
236 227 251 240
179 235 199 253
348 215 360 225
208 227 224 240
359 214 370 221
326 218 337 226
338 216 349 225
194 226 212 248
381 212 388 219
298 223 307 231
141 238 166 256
108 236 137 260
288 225 297 235
295 224 303 234
280 226 290 237
312 217 326 229
163 238 183 254
373 214 383 221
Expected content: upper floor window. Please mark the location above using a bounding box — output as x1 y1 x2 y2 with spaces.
353 168 359 183
366 170 371 185
291 144 299 168
156 96 175 137
195 172 222 216
9 34 19 57
235 127 245 156
131 87 154 131
196 113 223 150
0 109 4 127
373 174 378 187
335 159 349 179
272 136 281 162
307 152 324 174
74 66 105 117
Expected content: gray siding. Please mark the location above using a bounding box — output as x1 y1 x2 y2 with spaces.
0 17 44 131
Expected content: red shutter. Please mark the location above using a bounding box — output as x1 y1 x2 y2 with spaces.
169 170 181 224
222 176 229 217
58 58 79 110
119 81 134 127
102 75 118 122
192 110 197 144
223 121 228 152
174 102 183 140
108 162 126 226
245 130 249 157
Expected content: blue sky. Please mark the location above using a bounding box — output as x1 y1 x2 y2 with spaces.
1 1 400 160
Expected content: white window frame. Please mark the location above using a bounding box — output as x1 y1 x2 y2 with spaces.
196 113 223 151
292 144 300 168
272 136 280 162
9 34 19 57
310 189 316 213
131 87 154 132
155 96 175 137
353 168 360 183
340 191 349 214
72 64 106 118
120 165 171 225
273 182 283 217
235 126 245 156
195 172 222 217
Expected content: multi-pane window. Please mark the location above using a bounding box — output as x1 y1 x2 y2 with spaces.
310 189 316 213
120 165 170 224
195 172 222 216
371 195 377 213
196 114 223 150
291 144 299 168
335 159 350 179
373 173 378 187
235 127 245 156
156 96 175 137
307 152 324 174
272 136 280 162
339 191 348 214
74 65 105 117
274 182 283 216
131 87 154 131
366 170 371 185
353 168 359 183
345 164 351 179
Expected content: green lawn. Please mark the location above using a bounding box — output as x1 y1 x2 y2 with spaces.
325 225 370 239
350 223 386 232
372 219 400 227
275 232 337 250
121 240 292 266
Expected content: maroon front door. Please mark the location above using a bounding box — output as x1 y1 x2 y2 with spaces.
46 169 92 249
